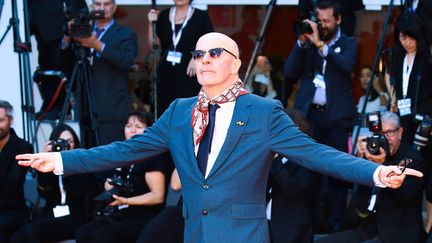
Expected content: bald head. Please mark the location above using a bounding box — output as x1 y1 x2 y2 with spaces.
194 32 242 98
196 32 240 59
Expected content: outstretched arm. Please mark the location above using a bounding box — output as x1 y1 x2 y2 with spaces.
17 100 180 175
268 101 422 188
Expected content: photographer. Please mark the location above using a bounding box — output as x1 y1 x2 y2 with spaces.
10 124 97 243
386 12 432 149
29 0 88 119
74 111 167 243
318 111 426 242
57 0 138 147
285 0 357 232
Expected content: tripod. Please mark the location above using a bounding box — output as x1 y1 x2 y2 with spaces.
59 46 100 146
0 0 37 150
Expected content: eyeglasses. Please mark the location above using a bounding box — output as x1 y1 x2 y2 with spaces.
382 127 400 137
191 48 238 60
386 158 412 177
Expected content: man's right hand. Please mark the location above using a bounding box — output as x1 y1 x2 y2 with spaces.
147 9 159 23
16 153 55 173
299 20 321 48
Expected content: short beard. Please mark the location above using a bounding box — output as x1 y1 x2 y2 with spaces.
321 26 338 42
0 129 9 141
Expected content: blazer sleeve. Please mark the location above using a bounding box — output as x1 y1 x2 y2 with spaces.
325 36 357 73
284 42 307 79
268 101 379 187
61 99 176 176
101 27 138 71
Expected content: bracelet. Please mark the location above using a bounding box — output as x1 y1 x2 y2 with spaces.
125 198 129 205
316 41 324 50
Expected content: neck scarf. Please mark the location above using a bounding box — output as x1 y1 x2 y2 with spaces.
192 80 249 145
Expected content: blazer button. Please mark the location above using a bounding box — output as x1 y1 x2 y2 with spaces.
203 184 209 190
201 210 208 216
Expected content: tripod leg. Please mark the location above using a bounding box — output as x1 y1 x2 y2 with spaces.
59 63 79 124
83 63 100 146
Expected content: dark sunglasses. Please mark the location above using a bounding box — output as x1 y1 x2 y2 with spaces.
386 158 412 177
191 48 238 60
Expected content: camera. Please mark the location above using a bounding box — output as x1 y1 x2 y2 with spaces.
292 11 322 36
93 177 133 217
69 9 105 38
362 112 390 156
94 177 133 204
363 134 389 156
413 114 432 151
51 138 70 152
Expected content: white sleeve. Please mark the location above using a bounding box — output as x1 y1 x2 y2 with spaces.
53 152 64 175
373 165 387 188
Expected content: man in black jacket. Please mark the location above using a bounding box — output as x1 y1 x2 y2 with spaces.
0 100 33 242
58 0 137 148
317 111 426 243
29 0 88 119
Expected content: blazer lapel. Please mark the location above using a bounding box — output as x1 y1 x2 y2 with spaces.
100 22 119 45
183 101 205 179
206 94 252 179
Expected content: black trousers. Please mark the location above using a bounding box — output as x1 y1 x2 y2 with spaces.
0 210 29 243
75 216 151 243
136 206 184 243
10 213 86 243
306 106 351 232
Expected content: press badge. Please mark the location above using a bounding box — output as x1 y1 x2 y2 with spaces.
167 51 182 65
53 205 70 218
398 98 411 116
312 74 326 89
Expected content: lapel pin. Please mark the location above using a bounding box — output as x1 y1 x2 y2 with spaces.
236 121 245 126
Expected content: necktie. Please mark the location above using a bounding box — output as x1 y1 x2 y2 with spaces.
196 104 219 176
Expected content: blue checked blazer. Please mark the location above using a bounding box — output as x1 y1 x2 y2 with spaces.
61 93 379 243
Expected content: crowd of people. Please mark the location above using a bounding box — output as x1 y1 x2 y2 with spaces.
1 0 432 242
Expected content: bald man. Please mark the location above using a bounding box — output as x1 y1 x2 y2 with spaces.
17 32 422 243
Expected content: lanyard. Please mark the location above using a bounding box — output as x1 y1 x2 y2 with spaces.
58 176 66 205
402 53 415 98
170 6 193 51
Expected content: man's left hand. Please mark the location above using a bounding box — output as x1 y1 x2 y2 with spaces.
75 35 103 52
379 165 423 189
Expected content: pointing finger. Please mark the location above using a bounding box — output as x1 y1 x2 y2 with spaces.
16 154 34 161
404 168 423 177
